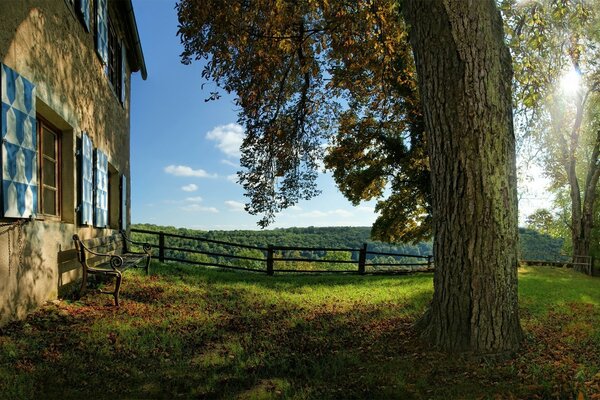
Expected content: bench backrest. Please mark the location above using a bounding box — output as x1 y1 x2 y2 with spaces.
73 234 125 265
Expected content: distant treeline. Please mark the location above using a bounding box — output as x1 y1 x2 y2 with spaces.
129 224 566 268
130 224 432 271
519 227 567 261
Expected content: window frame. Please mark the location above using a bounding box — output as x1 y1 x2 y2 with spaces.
37 116 62 220
106 17 123 103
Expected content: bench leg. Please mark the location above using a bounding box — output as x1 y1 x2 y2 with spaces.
145 256 151 275
113 272 123 307
78 268 88 299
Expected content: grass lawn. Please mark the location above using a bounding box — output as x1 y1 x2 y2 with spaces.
0 263 599 399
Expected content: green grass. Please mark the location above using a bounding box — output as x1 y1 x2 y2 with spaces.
1 263 599 399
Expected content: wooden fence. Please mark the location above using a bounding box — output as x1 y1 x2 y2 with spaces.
130 228 434 275
521 255 596 276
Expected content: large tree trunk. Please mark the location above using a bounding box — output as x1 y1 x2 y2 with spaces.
404 0 523 355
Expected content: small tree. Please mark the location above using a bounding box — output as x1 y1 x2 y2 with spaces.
502 0 600 272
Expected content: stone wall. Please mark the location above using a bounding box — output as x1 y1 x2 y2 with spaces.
0 0 135 325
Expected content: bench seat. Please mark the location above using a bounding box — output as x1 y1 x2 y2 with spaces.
73 231 152 306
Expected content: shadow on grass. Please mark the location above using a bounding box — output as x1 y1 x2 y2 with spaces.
1 279 432 400
2 263 599 399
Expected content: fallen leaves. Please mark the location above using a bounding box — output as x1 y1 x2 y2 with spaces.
0 266 598 399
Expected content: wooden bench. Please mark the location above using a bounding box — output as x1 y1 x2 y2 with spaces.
72 231 152 306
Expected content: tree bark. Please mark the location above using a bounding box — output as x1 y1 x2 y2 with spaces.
404 0 523 355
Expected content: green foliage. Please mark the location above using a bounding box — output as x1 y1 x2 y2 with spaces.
176 0 431 240
519 227 566 261
525 208 557 234
0 264 598 399
501 0 598 119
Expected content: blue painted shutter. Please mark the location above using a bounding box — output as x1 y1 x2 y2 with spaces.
77 0 91 31
1 64 37 218
120 42 126 104
80 132 93 225
94 148 108 228
120 174 127 231
96 0 108 65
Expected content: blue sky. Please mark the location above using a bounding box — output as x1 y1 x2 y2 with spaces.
129 1 552 230
129 0 378 230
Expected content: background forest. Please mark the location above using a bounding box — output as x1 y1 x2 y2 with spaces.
131 224 567 271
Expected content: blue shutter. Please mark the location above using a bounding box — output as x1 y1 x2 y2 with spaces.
94 148 108 228
80 132 93 225
120 174 127 231
77 0 91 31
120 42 126 104
1 64 37 219
96 0 108 65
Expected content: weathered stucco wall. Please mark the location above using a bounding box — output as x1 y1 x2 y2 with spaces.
0 0 134 325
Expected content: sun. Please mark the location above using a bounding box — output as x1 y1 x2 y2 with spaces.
559 67 582 97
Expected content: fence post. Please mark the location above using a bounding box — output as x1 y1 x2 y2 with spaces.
358 243 367 275
158 232 165 263
427 255 432 270
267 245 274 276
590 256 595 276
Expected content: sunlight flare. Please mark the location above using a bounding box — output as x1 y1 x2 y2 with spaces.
559 67 582 97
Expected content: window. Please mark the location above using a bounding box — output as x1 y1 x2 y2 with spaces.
79 132 94 225
95 0 126 105
108 163 120 229
96 0 108 64
94 148 109 228
107 20 122 100
38 118 61 218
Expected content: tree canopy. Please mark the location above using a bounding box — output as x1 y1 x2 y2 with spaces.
177 0 430 242
178 0 522 354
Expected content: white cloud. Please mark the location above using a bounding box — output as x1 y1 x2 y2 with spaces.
226 174 238 183
221 159 239 168
300 210 328 218
165 165 216 178
181 204 219 213
300 209 354 218
225 200 246 212
181 183 198 192
356 206 375 213
185 196 203 203
206 123 244 158
331 209 354 217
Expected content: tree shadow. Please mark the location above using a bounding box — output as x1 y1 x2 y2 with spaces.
1 279 433 399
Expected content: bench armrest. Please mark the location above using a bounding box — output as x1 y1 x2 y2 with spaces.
73 234 125 271
120 230 152 255
108 254 125 271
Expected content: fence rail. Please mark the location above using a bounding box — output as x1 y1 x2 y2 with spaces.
130 228 434 275
130 229 599 277
521 255 596 276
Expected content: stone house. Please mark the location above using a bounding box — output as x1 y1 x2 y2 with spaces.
0 0 147 325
